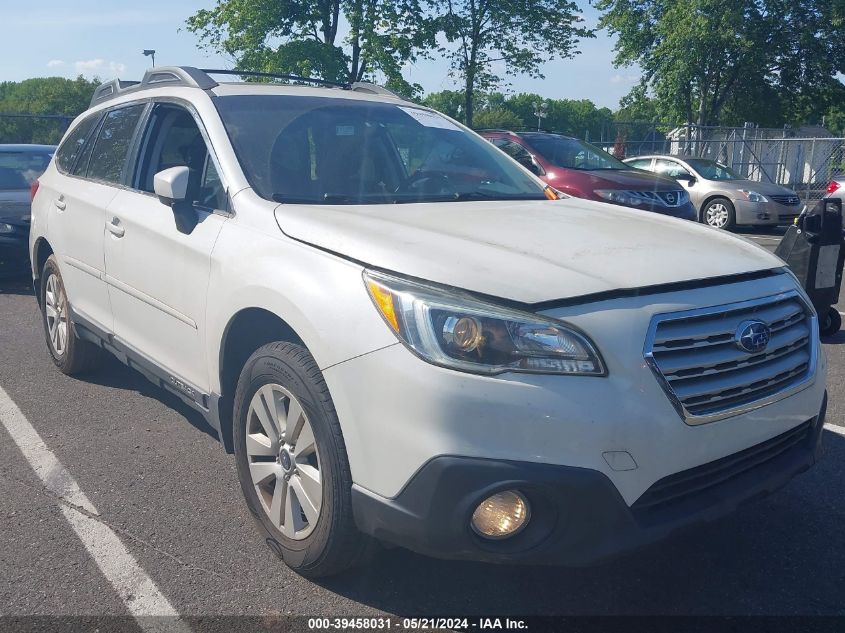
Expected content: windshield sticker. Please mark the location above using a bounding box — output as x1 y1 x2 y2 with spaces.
335 125 355 136
398 107 461 131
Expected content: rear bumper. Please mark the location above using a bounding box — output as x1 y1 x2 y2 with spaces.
352 393 826 566
0 234 30 277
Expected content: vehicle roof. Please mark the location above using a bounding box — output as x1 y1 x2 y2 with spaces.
209 81 413 105
624 154 714 161
0 144 56 152
477 129 579 141
86 66 415 112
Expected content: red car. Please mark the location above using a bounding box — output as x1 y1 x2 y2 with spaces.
479 130 696 220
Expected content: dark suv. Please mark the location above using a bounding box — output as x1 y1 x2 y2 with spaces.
479 130 696 220
0 144 55 276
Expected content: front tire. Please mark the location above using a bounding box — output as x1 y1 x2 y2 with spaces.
40 255 103 375
702 197 736 231
821 307 841 337
233 342 368 577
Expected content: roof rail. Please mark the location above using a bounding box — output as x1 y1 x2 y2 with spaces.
349 82 402 98
202 68 350 89
88 66 402 108
89 66 219 107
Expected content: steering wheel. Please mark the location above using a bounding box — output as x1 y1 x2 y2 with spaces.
396 171 456 196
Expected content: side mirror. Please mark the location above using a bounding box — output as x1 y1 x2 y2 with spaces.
676 173 696 185
154 166 190 204
153 166 197 234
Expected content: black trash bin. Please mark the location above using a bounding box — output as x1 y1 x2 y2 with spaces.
775 197 844 335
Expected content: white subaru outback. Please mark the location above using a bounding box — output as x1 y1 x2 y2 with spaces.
30 67 827 577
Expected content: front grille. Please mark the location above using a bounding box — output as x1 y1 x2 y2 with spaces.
770 195 801 207
632 419 813 516
619 190 687 208
645 292 815 422
655 191 686 207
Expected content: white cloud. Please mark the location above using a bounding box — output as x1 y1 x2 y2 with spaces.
47 59 65 68
73 59 128 79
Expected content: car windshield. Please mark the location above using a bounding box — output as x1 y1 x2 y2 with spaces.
213 95 547 204
0 149 53 190
685 159 741 180
522 135 627 171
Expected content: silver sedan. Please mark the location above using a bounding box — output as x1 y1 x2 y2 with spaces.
624 155 802 231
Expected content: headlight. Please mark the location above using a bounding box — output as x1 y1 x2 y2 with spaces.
738 190 769 203
677 190 690 205
594 189 641 206
0 223 14 234
363 271 606 376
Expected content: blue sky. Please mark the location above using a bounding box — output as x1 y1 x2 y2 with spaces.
0 0 641 110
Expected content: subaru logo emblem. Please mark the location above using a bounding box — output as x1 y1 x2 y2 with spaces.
735 320 771 354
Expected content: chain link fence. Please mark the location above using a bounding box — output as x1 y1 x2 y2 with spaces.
599 123 845 203
0 113 73 145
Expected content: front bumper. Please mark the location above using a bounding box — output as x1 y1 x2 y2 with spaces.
352 394 825 565
636 200 697 221
734 200 801 225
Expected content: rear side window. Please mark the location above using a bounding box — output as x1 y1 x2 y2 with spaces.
0 150 53 189
87 104 146 184
55 114 100 174
626 158 652 170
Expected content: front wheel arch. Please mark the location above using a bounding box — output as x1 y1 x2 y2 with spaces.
217 308 307 452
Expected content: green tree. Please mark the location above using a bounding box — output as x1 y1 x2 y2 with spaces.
186 0 435 96
432 0 592 127
0 76 100 144
420 89 467 121
596 0 845 128
472 107 522 130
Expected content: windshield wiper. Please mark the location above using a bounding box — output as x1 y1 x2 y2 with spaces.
272 193 357 204
449 191 546 201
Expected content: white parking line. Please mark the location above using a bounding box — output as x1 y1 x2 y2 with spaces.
825 424 845 437
0 384 189 631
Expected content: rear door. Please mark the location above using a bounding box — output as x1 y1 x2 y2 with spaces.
103 101 228 394
46 105 146 331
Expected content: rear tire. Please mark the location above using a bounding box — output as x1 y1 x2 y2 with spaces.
702 197 736 231
233 341 369 578
40 255 103 375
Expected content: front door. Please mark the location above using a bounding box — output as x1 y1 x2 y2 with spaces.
103 102 229 394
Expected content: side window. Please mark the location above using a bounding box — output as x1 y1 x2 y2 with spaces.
87 104 146 184
55 113 100 174
654 159 692 179
626 158 652 171
492 139 543 175
137 104 227 211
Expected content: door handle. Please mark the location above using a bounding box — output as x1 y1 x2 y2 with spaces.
107 217 125 238
54 195 66 211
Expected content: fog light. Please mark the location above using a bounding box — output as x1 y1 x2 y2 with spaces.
471 490 530 539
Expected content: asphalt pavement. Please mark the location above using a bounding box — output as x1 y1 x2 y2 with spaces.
0 229 843 624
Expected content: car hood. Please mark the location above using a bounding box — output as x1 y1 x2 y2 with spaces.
717 180 797 196
274 198 783 304
575 169 682 191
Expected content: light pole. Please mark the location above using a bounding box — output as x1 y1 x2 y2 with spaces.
533 100 548 131
143 49 156 68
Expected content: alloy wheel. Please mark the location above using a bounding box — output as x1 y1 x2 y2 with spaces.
245 384 323 540
45 273 68 357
